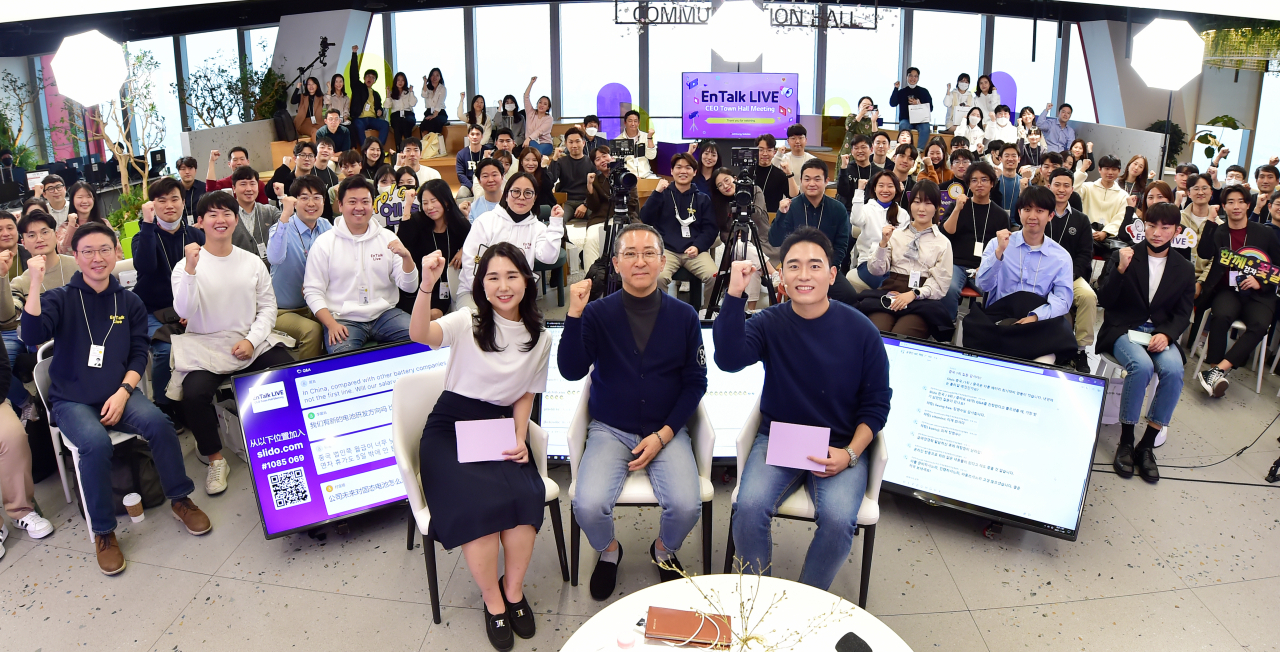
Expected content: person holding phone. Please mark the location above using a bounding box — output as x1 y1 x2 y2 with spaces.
838 96 879 161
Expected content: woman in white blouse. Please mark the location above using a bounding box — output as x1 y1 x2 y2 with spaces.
410 242 551 650
324 73 351 124
386 72 418 151
973 74 1001 123
858 179 954 339
941 73 975 134
419 68 449 148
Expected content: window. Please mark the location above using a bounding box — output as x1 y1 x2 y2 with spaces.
358 14 389 84
762 4 817 114
1248 72 1280 174
125 37 183 171
823 10 901 117
647 23 709 126
1063 24 1096 123
991 17 1058 118
183 29 241 126
393 8 465 116
475 4 552 116
246 27 278 73
560 2 639 122
909 10 980 127
1191 123 1245 172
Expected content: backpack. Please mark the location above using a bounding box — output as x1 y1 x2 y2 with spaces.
108 438 167 515
273 109 298 142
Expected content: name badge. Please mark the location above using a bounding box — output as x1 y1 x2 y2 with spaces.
973 242 984 257
310 116 317 125
257 243 267 259
681 225 692 239
358 284 371 305
909 271 921 289
438 281 451 300
88 344 105 368
1229 271 1239 287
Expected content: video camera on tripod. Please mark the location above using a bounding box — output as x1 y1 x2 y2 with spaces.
701 147 777 318
590 137 641 296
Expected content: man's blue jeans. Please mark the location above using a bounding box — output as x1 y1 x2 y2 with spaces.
50 393 195 535
897 117 931 144
146 315 172 405
2 329 30 408
572 419 702 553
323 307 412 354
942 264 973 322
1112 334 1184 426
732 431 870 591
352 117 389 147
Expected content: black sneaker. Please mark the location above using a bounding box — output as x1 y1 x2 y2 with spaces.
483 604 514 651
499 575 535 639
1113 443 1135 478
650 540 685 583
589 543 622 601
1198 368 1229 397
1135 445 1160 483
1071 350 1091 374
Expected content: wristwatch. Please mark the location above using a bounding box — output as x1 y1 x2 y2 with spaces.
843 446 859 468
120 383 135 396
911 288 921 298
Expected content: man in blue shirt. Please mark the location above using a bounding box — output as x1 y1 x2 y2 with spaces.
963 185 1078 362
559 223 707 601
466 158 505 223
267 175 331 360
1036 102 1076 154
714 227 891 591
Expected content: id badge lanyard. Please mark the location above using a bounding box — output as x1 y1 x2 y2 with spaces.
78 290 119 368
672 190 697 239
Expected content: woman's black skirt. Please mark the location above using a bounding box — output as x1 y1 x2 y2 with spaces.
419 390 545 549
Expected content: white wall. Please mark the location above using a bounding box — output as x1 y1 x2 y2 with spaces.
0 56 41 153
180 119 277 179
270 10 371 91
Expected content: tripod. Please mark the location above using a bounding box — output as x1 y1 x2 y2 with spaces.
596 207 628 298
703 208 775 319
288 37 334 93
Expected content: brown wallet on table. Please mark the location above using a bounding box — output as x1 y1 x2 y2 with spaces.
644 606 732 648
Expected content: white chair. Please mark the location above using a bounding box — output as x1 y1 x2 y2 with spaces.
722 397 888 609
1191 307 1267 394
565 378 717 584
33 342 141 543
390 368 569 625
1095 352 1168 447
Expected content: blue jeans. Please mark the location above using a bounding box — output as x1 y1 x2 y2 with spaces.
897 117 931 143
572 419 701 553
943 264 973 322
352 117 389 146
855 262 888 290
1111 334 1184 426
146 315 172 405
2 329 30 408
732 431 870 591
324 307 412 354
51 393 194 534
531 142 554 156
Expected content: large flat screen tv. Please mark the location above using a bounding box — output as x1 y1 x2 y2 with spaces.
681 72 800 140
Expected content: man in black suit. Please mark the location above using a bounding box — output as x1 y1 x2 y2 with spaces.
1194 184 1280 398
1095 203 1195 483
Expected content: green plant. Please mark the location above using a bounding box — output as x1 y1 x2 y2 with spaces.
1193 115 1247 160
251 66 287 121
0 67 53 165
108 184 147 231
176 37 284 128
1146 119 1188 168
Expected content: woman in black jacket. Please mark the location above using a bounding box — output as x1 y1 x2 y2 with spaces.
1096 203 1195 482
1193 184 1280 397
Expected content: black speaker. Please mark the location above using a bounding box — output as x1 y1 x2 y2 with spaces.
150 149 166 172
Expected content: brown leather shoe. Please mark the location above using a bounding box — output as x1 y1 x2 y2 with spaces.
95 532 125 575
171 498 212 535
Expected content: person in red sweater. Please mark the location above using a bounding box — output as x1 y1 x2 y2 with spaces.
204 146 266 204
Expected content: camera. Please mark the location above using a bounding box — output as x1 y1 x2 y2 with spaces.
729 147 758 223
608 137 638 213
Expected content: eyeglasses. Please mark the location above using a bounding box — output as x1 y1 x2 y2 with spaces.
507 189 536 199
77 247 114 259
296 153 315 159
618 251 661 261
44 184 65 192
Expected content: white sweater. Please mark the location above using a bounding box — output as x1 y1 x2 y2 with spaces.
171 245 276 348
458 205 564 297
386 90 418 116
942 89 976 129
303 216 420 322
848 189 897 266
984 121 1018 145
420 84 447 114
974 91 1001 122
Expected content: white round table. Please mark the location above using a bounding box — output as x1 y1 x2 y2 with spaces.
561 575 913 651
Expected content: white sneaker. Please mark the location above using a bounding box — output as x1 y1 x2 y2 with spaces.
0 522 8 543
0 539 5 560
205 458 230 495
13 512 53 539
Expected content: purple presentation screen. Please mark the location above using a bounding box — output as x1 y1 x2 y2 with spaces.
233 342 449 539
681 72 799 140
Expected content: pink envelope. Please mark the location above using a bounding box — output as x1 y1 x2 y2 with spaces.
456 418 518 463
765 422 830 472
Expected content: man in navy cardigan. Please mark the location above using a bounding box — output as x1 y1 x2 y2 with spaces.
639 152 717 296
714 227 891 591
559 223 708 601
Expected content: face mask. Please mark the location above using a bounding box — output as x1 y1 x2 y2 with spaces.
1147 238 1172 254
996 117 1009 127
378 184 393 194
969 116 980 125
158 216 182 232
585 127 598 138
958 82 969 92
505 103 516 111
907 82 917 88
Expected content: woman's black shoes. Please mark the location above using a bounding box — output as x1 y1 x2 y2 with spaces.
499 575 536 639
484 603 514 651
1113 443 1135 478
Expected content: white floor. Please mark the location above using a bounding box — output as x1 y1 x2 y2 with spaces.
3 290 1280 651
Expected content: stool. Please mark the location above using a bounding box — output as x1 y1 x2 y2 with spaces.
1095 352 1168 447
672 267 703 311
533 249 568 307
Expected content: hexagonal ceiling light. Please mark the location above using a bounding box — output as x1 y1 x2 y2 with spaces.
51 30 128 108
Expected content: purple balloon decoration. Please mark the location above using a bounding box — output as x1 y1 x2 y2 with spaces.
990 72 1016 112
596 83 633 141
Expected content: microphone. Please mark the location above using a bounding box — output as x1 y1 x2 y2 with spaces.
835 632 872 652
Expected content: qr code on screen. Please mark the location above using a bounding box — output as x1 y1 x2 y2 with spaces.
268 467 311 509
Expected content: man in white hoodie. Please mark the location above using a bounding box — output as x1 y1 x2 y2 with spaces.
456 171 565 310
983 105 1018 146
304 176 420 353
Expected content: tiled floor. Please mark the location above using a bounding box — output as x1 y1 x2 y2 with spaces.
3 291 1280 651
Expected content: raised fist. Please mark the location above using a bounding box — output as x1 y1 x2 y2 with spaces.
209 150 220 162
140 201 156 223
1118 246 1134 272
727 259 758 299
995 229 1011 257
857 179 868 191
1126 194 1138 208
280 195 297 219
550 204 564 219
26 254 44 284
273 182 286 198
953 193 968 211
567 278 591 318
184 242 201 273
880 224 895 246
654 179 669 193
0 250 12 277
586 172 596 187
841 154 850 168
420 251 447 287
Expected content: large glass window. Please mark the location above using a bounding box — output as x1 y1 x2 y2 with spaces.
125 37 182 171
1064 24 1096 123
183 29 242 126
246 27 278 73
393 8 465 114
560 2 639 122
648 23 710 134
823 10 901 117
909 10 980 127
1248 72 1280 174
991 17 1058 117
357 13 390 85
476 4 552 116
